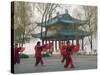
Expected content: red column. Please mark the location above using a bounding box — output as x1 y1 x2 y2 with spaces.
48 40 50 52
55 40 57 52
72 40 74 45
64 41 66 45
58 41 60 51
42 40 44 45
81 38 84 50
52 40 54 52
45 40 47 44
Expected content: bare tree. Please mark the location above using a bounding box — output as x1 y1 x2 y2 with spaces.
71 5 97 52
36 3 60 39
82 6 97 51
14 2 37 47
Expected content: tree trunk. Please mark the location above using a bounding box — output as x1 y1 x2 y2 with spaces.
21 33 25 47
21 24 25 47
82 38 84 50
90 35 93 51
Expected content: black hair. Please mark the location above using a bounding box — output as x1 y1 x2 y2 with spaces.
15 43 18 46
37 41 41 45
67 41 70 44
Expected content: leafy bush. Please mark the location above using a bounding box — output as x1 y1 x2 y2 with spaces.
42 53 51 57
20 53 29 58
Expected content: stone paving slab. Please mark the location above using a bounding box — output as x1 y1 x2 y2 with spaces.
14 55 97 74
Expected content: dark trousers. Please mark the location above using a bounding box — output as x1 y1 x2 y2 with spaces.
61 54 66 63
35 56 44 66
14 54 20 64
64 55 74 68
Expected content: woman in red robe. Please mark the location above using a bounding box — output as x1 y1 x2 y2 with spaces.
59 42 67 63
34 41 46 66
14 44 21 64
64 41 75 68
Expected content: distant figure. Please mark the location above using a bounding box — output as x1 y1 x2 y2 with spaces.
34 41 46 66
64 41 75 68
14 44 21 64
59 42 67 63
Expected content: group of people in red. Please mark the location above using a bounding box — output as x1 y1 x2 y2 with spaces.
34 40 80 68
59 41 80 68
14 40 80 69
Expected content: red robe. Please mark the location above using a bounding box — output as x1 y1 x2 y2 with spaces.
59 44 67 56
35 45 43 57
59 44 67 63
64 45 75 68
72 43 80 52
34 45 46 66
14 47 21 64
43 43 53 52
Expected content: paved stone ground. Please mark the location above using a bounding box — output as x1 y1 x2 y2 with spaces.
14 54 97 74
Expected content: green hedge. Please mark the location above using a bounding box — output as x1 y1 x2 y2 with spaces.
20 54 29 58
42 53 51 57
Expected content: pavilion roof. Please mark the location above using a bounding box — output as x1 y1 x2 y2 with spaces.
38 13 87 27
31 30 90 40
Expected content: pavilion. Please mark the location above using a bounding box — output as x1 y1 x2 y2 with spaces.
32 10 90 52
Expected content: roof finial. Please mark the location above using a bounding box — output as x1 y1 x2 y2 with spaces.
56 12 60 16
65 9 68 14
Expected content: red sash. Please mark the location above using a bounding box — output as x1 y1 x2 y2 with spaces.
72 44 80 52
43 43 53 51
